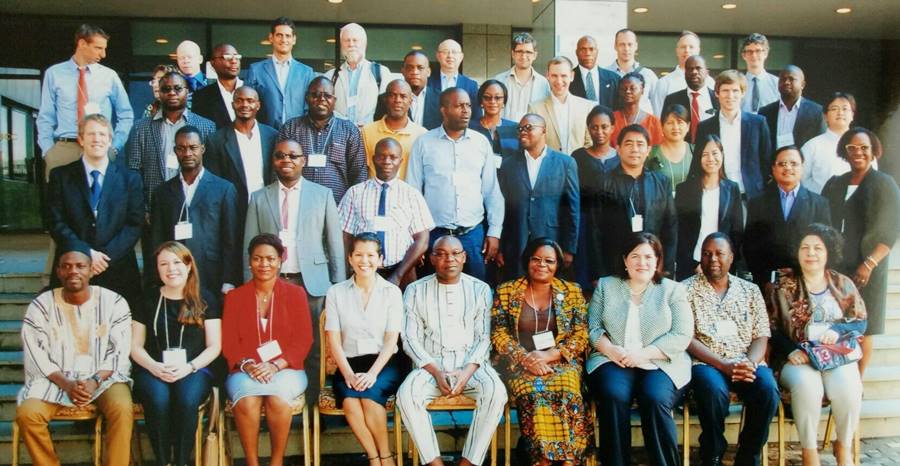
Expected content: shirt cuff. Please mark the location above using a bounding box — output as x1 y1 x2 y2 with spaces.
486 225 502 239
222 283 235 293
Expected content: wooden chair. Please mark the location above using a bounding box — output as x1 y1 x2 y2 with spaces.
315 315 403 466
776 394 860 466
407 394 499 466
11 404 102 466
220 392 310 466
130 389 215 466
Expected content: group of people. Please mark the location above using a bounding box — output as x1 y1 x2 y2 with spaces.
18 15 899 466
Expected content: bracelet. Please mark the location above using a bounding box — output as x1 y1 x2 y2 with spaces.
189 362 198 373
862 261 874 272
866 256 879 268
239 358 255 374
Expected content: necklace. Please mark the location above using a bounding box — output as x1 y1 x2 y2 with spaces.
629 281 649 295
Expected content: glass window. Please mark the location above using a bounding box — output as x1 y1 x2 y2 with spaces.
364 26 456 72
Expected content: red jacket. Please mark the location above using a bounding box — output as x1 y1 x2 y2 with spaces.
222 279 313 372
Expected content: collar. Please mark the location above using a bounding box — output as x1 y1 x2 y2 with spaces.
234 121 260 139
578 64 595 77
694 271 735 302
377 116 414 135
719 111 741 125
373 176 398 188
82 156 109 176
550 93 569 106
778 184 800 198
438 125 471 141
342 58 371 72
687 87 704 97
154 110 189 122
611 60 639 73
349 273 391 291
272 56 292 67
441 72 459 80
180 167 205 186
745 69 767 79
217 77 243 95
411 86 426 98
278 179 301 192
507 67 535 84
69 57 95 72
525 145 548 161
779 97 802 112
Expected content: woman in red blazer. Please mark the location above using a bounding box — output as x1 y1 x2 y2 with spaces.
223 233 313 466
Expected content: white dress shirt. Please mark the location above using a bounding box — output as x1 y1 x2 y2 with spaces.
216 78 243 122
719 112 744 192
624 301 656 370
410 87 427 126
324 275 403 358
179 167 205 207
651 66 716 115
524 146 548 188
776 98 802 147
278 180 302 273
694 187 721 261
82 156 109 189
578 65 599 99
234 123 265 199
551 94 571 153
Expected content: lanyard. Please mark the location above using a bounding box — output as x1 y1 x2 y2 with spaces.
177 200 190 223
309 117 336 154
628 178 641 218
528 286 553 334
257 293 275 345
153 293 185 350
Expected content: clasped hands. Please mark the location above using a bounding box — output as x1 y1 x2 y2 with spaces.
522 350 555 376
427 363 478 397
345 371 379 392
149 361 193 383
603 344 652 368
243 360 279 384
62 378 99 406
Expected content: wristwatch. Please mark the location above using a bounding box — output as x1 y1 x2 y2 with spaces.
90 373 103 385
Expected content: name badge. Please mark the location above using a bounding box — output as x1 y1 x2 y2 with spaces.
631 214 644 232
162 347 188 366
257 340 283 362
714 320 739 338
166 152 179 170
308 153 327 168
174 221 193 240
493 154 503 169
278 230 293 247
356 338 380 355
532 331 556 351
371 216 390 232
83 102 101 115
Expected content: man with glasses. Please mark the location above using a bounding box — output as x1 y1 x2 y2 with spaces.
491 32 550 122
243 138 345 403
397 234 507 466
424 39 481 128
497 113 579 280
192 43 243 128
740 33 779 113
278 76 368 203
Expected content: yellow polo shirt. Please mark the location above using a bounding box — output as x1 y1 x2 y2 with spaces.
361 117 427 180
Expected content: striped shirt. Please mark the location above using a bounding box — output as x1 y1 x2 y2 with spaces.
278 115 368 203
339 178 434 267
19 287 132 406
401 273 493 370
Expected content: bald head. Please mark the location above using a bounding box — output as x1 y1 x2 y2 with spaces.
434 235 463 251
437 39 464 74
233 86 260 121
384 79 413 120
176 40 203 76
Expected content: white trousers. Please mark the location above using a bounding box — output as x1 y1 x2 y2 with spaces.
397 364 507 465
780 362 863 448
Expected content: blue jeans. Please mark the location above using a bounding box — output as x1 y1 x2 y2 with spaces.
691 364 779 466
428 223 486 281
134 366 213 466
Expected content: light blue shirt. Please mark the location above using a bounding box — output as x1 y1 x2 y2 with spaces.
346 65 363 121
440 73 458 91
741 71 779 113
406 126 505 238
779 185 800 220
37 58 134 154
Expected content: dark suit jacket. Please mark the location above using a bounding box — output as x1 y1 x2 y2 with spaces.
245 58 316 129
758 97 826 150
692 111 773 198
470 118 520 159
497 148 580 280
149 170 241 296
424 73 481 130
190 80 233 129
569 66 620 110
48 159 144 306
744 183 832 287
674 177 743 280
662 88 719 143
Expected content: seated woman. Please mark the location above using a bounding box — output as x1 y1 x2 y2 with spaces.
491 238 591 466
222 233 313 466
767 223 866 466
324 233 404 466
131 241 222 466
586 232 693 466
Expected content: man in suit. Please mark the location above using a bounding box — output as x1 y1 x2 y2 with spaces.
491 32 551 122
175 40 207 95
693 70 772 199
570 35 620 111
663 55 718 143
244 138 345 402
422 39 481 129
324 23 392 126
374 50 438 128
758 65 826 150
528 56 594 154
245 17 316 129
204 86 277 237
150 126 240 297
740 33 779 113
745 146 832 289
497 113 579 280
48 114 143 308
191 43 243 129
650 31 715 115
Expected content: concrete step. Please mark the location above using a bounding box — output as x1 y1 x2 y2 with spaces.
0 384 18 421
886 308 900 335
0 274 42 295
888 285 900 309
0 352 23 384
870 335 900 365
0 293 31 321
862 365 900 400
0 420 101 464
0 320 22 350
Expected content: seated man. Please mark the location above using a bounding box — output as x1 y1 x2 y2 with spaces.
684 233 779 466
397 235 507 466
16 244 133 466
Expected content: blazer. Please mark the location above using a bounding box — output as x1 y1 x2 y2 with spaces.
587 276 694 389
149 170 241 295
674 177 743 280
662 88 719 143
744 183 832 288
692 111 773 198
528 95 594 154
243 178 346 297
758 97 826 150
423 73 482 129
190 80 232 129
245 57 316 129
48 159 144 306
125 112 217 212
569 66 620 110
469 118 520 159
497 148 580 279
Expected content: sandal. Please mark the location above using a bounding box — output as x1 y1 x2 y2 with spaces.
379 453 397 466
367 455 381 465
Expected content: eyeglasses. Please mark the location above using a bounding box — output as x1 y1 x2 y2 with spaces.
159 85 186 93
517 124 545 133
213 54 242 61
482 95 505 102
775 161 801 168
742 48 767 55
512 50 535 56
307 91 335 100
174 144 202 154
431 250 465 260
529 256 557 266
827 106 852 113
273 151 306 161
845 144 871 153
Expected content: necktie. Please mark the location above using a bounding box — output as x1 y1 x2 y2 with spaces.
89 170 101 213
77 67 88 122
782 190 795 220
281 187 290 260
584 69 597 101
377 182 389 251
751 76 760 112
690 91 701 144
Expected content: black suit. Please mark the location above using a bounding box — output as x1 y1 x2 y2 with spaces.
570 66 620 110
191 80 233 129
150 170 241 296
48 159 144 307
758 98 826 150
744 183 831 288
662 88 719 143
674 177 743 280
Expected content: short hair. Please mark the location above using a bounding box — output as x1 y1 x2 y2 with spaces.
160 70 187 85
152 64 178 76
741 33 769 52
350 232 383 257
836 127 883 161
616 123 650 146
773 145 804 164
621 71 645 88
511 32 536 50
77 113 113 136
715 69 747 94
824 92 857 115
616 232 665 283
701 232 735 253
477 79 508 105
340 23 367 41
660 104 690 125
271 16 295 34
374 136 402 155
248 233 285 258
74 24 109 48
680 30 700 42
586 104 615 126
174 125 201 140
694 133 726 179
404 50 429 62
439 87 468 108
520 237 565 274
798 223 844 269
547 55 574 70
614 28 636 42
